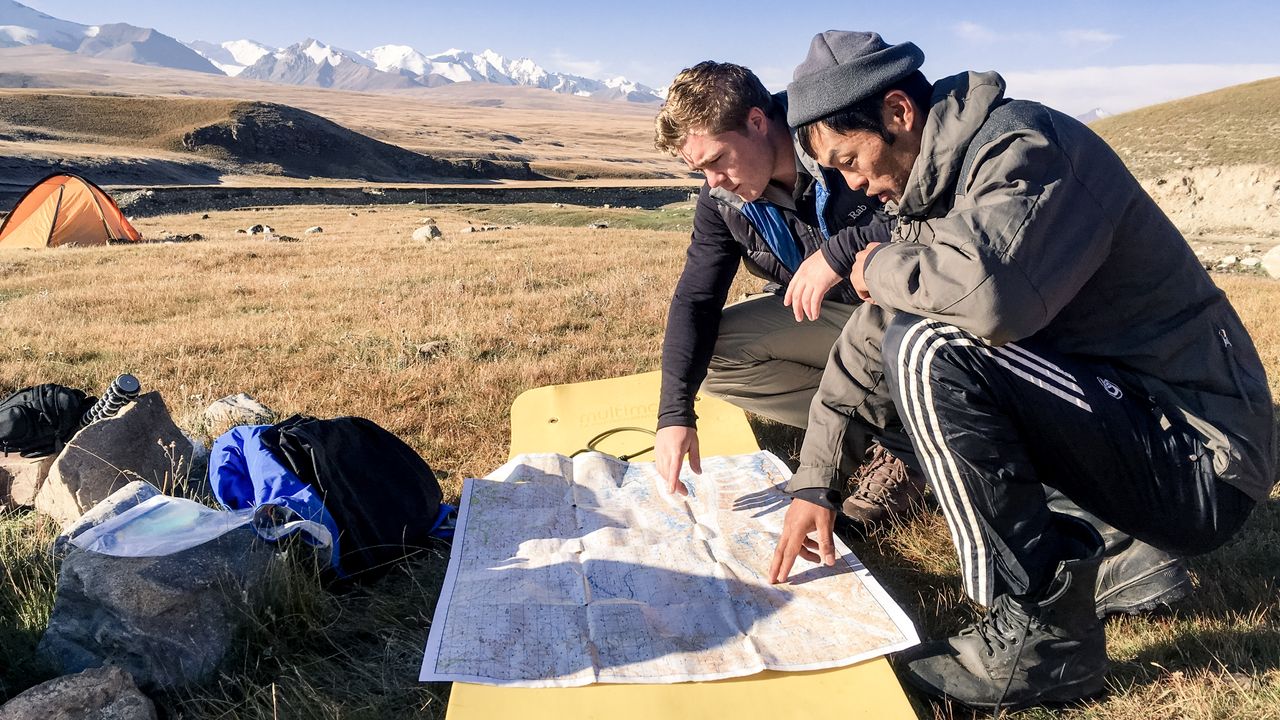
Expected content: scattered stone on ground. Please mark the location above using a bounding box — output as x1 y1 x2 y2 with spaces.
202 393 275 433
266 234 299 243
412 224 443 241
0 454 55 509
304 226 323 234
1241 256 1262 269
245 224 274 235
53 480 161 557
553 203 564 208
0 665 156 720
235 229 247 234
200 214 210 220
36 393 193 527
1264 245 1280 279
589 221 609 229
155 233 204 243
602 204 611 209
1217 255 1239 269
39 527 273 691
463 225 501 234
349 211 358 216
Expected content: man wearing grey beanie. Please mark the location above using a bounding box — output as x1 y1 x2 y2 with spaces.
767 30 1274 711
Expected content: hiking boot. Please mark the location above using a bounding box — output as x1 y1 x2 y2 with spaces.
1095 536 1191 618
1045 488 1191 617
898 515 1108 711
841 444 927 529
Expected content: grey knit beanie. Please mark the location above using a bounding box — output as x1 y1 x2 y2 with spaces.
787 31 925 127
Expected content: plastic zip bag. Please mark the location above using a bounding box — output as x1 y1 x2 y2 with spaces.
69 494 333 558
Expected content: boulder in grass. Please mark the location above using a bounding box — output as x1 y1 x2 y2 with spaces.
0 665 155 720
305 226 323 234
412 224 443 241
246 224 274 235
36 393 193 527
39 527 273 691
202 393 275 433
1263 245 1280 279
589 221 609 229
0 454 55 508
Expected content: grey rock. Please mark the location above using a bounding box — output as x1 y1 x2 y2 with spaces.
304 226 323 234
1264 245 1280 279
1217 255 1239 268
246 224 274 235
412 224 443 241
0 665 155 720
267 234 300 243
235 229 247 234
1241 256 1262 269
53 480 162 558
202 393 275 432
37 393 193 527
589 221 609 229
39 527 272 691
0 454 55 508
200 213 210 220
349 211 359 216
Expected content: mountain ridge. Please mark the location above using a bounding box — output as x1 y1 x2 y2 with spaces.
0 0 662 101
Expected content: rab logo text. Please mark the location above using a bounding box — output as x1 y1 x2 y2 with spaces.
1097 377 1123 400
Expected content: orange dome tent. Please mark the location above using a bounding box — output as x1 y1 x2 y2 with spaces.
0 173 142 249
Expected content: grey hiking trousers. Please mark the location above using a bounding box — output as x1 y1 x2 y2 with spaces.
786 301 909 492
703 293 854 429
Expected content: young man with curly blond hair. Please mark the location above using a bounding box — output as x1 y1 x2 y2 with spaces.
652 61 925 527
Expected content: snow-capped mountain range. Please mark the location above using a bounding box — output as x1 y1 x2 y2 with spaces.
1073 107 1113 124
187 38 664 102
0 1 662 101
0 0 219 73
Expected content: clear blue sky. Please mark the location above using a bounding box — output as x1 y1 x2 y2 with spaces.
24 0 1280 115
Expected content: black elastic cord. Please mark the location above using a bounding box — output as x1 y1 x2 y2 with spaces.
569 427 657 461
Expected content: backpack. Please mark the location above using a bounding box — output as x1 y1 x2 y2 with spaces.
0 384 96 458
212 414 448 581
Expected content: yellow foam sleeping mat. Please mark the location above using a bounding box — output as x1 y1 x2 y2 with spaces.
444 371 918 719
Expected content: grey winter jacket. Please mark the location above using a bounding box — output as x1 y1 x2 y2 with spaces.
860 72 1274 501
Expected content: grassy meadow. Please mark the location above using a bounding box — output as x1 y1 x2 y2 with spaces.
0 202 1277 718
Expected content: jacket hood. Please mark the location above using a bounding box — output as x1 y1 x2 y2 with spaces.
900 71 1006 217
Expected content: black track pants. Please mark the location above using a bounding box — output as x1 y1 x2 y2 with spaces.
882 314 1254 606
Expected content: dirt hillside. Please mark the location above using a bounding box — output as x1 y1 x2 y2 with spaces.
1092 76 1280 245
0 93 537 183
